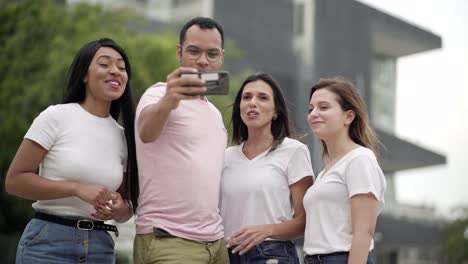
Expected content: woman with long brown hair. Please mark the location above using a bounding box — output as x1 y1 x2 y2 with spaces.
221 72 314 264
303 78 386 264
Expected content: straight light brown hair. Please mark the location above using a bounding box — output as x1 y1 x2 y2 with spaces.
309 77 380 160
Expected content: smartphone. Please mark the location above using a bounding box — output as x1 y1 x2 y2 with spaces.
180 71 229 95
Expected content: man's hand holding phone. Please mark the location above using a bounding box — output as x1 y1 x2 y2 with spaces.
180 71 229 95
162 67 207 110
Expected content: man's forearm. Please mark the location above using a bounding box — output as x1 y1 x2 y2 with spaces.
138 100 172 143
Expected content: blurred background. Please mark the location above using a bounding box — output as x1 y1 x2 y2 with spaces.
1 0 466 263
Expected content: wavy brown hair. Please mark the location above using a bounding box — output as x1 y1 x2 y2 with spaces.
309 77 379 160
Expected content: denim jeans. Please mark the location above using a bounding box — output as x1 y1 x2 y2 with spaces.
16 218 115 264
228 240 299 264
304 252 374 264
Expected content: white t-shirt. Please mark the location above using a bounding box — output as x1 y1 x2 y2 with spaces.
220 137 314 240
303 146 386 255
24 103 127 219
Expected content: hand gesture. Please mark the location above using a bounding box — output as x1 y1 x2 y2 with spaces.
226 225 274 255
162 67 207 110
74 183 114 208
92 192 131 222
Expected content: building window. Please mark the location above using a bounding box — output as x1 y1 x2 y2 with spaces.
293 0 304 37
370 55 396 133
172 0 186 8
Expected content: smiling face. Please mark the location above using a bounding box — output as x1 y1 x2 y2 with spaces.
83 47 128 104
308 88 354 140
240 80 277 131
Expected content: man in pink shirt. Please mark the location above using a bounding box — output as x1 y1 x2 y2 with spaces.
133 17 228 263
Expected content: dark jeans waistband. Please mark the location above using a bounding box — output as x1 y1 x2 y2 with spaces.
305 251 349 259
228 240 299 264
262 240 295 245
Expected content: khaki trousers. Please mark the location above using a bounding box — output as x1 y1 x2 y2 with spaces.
133 233 229 264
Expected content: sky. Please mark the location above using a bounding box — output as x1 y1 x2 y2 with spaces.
357 0 468 217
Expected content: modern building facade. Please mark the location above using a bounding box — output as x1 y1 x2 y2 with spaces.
66 0 446 262
214 1 446 262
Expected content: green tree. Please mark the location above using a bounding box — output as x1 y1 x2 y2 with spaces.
0 0 179 234
0 0 246 237
0 1 249 262
441 207 468 263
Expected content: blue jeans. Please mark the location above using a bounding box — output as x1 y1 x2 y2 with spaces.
16 218 115 264
304 252 374 264
228 240 299 264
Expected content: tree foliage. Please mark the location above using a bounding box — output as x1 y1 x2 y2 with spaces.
441 207 468 263
0 0 245 234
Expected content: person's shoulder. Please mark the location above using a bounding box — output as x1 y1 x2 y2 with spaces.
40 103 76 117
226 144 241 153
346 146 377 164
204 99 222 113
147 82 167 92
109 118 124 131
148 82 167 89
279 137 308 150
283 137 305 146
141 82 167 97
45 103 70 111
225 144 242 158
352 146 375 157
30 103 77 130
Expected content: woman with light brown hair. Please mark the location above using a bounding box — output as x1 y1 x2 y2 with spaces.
303 78 386 264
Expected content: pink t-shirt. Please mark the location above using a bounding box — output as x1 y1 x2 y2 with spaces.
134 83 227 241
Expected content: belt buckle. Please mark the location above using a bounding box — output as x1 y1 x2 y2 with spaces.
77 219 95 231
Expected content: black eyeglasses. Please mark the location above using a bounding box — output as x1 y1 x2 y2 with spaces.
182 46 223 63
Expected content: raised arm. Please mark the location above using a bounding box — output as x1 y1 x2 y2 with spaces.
137 67 206 143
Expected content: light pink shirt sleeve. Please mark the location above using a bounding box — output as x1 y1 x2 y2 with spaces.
135 82 167 121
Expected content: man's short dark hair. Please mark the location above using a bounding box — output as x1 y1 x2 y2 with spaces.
179 17 224 48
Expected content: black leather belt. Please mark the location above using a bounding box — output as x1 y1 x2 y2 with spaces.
305 252 349 260
34 211 119 237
